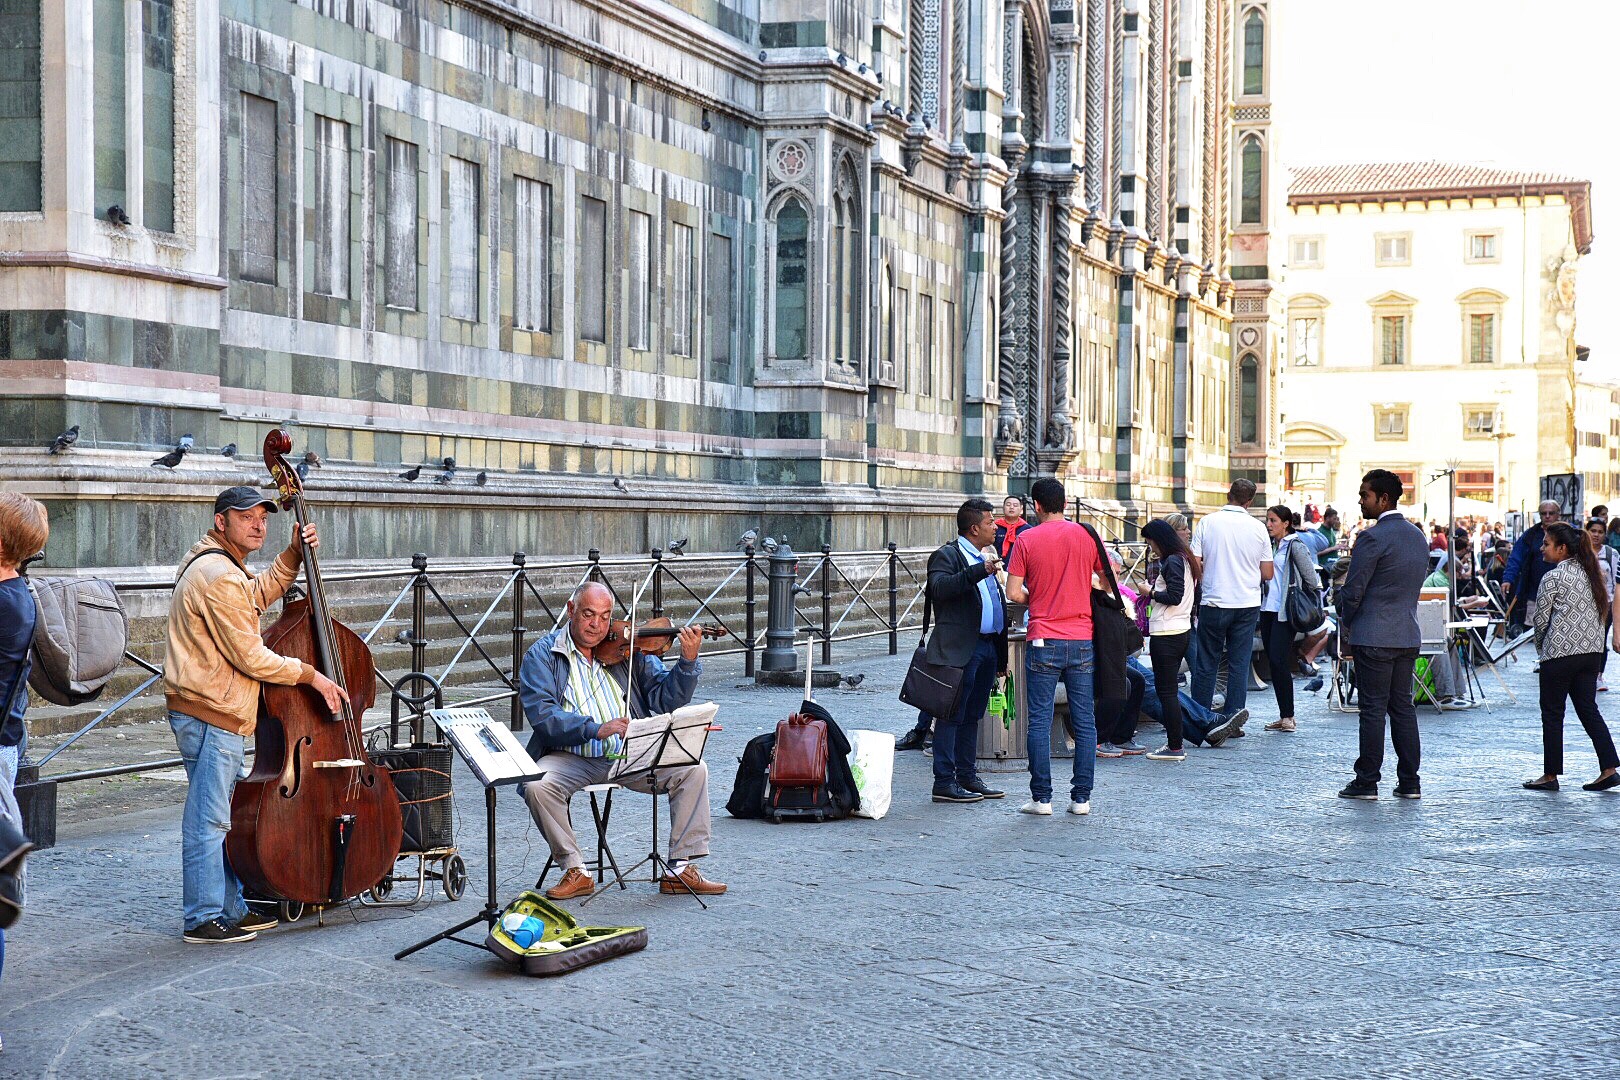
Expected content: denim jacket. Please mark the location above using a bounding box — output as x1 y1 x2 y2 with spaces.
519 626 701 757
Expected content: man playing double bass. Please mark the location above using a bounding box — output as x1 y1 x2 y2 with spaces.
519 581 726 900
164 486 349 943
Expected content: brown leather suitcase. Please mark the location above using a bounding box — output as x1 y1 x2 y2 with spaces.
769 713 828 789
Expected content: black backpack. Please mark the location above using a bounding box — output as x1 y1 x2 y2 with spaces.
725 733 775 820
725 701 861 822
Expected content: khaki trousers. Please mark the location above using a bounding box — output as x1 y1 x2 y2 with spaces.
522 751 712 871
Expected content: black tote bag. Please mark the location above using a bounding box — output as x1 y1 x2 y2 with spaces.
898 593 966 720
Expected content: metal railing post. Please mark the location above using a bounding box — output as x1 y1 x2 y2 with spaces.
887 541 898 655
410 552 428 677
650 547 664 619
820 543 833 667
510 551 527 731
743 543 757 677
762 541 799 672
587 548 602 583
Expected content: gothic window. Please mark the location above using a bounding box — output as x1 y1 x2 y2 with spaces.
1238 354 1259 444
313 117 350 299
0 0 42 212
1239 135 1264 225
772 197 809 359
446 157 480 320
240 94 278 284
1241 9 1265 96
142 0 176 231
577 194 607 341
627 209 652 350
670 222 695 356
832 164 862 367
513 177 551 331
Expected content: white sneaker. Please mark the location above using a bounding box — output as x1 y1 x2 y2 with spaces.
1067 800 1091 815
1018 799 1053 816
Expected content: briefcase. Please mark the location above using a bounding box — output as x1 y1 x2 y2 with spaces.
898 594 965 719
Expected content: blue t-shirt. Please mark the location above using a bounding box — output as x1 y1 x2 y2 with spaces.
0 576 35 748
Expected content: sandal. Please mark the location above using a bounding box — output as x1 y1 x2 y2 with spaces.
1265 718 1296 732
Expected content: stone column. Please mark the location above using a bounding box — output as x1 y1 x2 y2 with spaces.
1082 0 1109 239
993 145 1026 468
1038 176 1080 474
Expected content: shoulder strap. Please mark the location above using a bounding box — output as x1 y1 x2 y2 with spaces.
5 586 40 720
1079 523 1120 596
176 546 243 585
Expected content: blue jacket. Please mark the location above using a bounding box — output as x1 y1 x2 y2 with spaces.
1338 513 1429 649
519 625 701 758
1503 523 1551 602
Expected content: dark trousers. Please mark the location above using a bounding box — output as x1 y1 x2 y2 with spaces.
1097 664 1146 746
1260 612 1296 719
1149 631 1192 749
1353 645 1422 787
1192 605 1260 717
934 636 997 787
1538 652 1620 775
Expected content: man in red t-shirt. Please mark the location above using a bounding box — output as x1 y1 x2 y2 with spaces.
1005 477 1101 816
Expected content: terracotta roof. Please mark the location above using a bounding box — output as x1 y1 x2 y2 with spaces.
1288 162 1594 253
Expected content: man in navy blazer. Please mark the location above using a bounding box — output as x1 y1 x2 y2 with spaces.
923 499 1010 804
1336 469 1430 801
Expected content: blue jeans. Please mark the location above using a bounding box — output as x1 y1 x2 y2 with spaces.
1191 605 1260 717
936 637 998 787
1127 657 1224 746
169 712 249 930
1025 639 1096 803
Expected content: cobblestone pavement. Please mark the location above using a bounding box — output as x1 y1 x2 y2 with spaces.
4 644 1618 1078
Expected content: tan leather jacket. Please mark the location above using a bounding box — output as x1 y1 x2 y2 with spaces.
164 533 313 735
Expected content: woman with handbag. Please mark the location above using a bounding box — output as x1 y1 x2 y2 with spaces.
1524 523 1620 791
1259 506 1315 733
1142 519 1198 761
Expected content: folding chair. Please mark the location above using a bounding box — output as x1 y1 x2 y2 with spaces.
1327 620 1357 713
536 782 626 893
1413 600 1448 713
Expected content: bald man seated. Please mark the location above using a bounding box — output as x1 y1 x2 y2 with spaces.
517 582 726 900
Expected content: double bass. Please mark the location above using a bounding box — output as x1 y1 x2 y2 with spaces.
227 431 403 905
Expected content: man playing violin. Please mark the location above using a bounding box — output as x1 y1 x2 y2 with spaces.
519 581 726 900
164 486 350 944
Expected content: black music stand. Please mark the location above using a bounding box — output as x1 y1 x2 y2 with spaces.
581 706 716 910
394 708 545 962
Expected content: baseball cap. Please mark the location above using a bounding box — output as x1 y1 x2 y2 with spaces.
214 486 280 516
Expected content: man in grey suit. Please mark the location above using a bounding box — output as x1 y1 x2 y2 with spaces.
1336 469 1430 800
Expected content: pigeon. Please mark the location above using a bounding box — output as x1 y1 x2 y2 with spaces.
436 456 457 483
736 529 758 550
668 537 688 556
179 434 194 450
296 460 311 482
843 674 865 689
760 536 780 555
303 451 322 469
612 476 629 493
218 442 237 458
47 425 79 455
398 464 422 481
151 440 190 468
394 629 413 645
475 471 488 486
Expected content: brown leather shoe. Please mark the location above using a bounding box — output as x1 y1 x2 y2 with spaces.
659 864 727 896
545 866 594 900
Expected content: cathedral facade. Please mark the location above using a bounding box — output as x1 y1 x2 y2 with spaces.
0 1 1277 568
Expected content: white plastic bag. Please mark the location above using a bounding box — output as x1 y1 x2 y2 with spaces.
847 729 895 820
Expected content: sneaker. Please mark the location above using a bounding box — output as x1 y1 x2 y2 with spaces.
1146 745 1186 762
1067 800 1091 815
1018 799 1053 816
1115 740 1147 755
1394 783 1422 800
235 910 279 934
1204 714 1240 747
1095 743 1125 758
1338 782 1379 801
1211 692 1226 712
1439 697 1472 711
183 917 256 944
1230 708 1250 730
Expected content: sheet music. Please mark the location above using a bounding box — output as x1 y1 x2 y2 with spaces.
610 702 718 779
431 707 544 786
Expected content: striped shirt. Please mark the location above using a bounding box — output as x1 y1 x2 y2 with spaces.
559 631 626 758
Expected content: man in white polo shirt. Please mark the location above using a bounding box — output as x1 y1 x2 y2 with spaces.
1189 478 1274 733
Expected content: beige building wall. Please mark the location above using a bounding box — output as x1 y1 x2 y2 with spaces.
1278 184 1587 520
1575 378 1620 512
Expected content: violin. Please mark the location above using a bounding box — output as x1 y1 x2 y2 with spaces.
593 617 728 666
227 431 403 905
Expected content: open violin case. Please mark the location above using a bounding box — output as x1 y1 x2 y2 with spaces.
485 890 647 976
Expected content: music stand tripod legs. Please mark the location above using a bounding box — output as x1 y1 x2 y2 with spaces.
394 785 502 960
582 726 707 910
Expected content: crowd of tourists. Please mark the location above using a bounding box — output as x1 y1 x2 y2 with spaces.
907 474 1620 813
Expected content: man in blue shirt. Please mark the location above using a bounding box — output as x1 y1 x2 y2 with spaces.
922 499 1009 803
